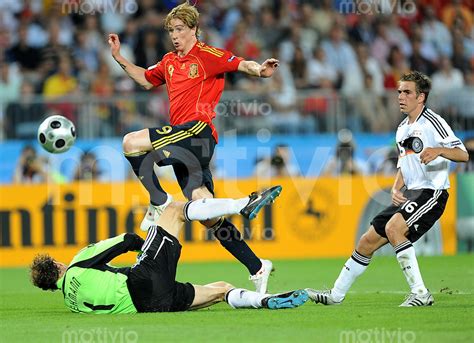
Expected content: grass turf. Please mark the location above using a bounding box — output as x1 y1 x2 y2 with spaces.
0 255 473 343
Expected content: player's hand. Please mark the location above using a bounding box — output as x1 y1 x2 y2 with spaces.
260 58 279 78
419 147 441 165
391 188 407 207
108 33 121 58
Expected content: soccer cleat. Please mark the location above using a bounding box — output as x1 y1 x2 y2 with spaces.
399 291 434 307
262 289 309 309
140 195 173 232
250 259 274 294
240 186 282 220
305 289 344 305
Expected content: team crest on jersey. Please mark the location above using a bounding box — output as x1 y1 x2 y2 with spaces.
168 65 174 79
188 63 199 78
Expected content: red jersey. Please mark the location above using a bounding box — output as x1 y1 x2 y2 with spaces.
144 41 243 142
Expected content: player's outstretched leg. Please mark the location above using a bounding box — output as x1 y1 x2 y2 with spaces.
183 186 283 222
184 186 282 293
225 288 308 310
240 186 282 219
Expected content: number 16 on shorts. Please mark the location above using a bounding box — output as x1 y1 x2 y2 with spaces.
401 200 418 214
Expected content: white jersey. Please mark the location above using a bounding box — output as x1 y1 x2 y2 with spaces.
396 107 466 190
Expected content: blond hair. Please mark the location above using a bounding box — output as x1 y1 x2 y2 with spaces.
164 1 200 37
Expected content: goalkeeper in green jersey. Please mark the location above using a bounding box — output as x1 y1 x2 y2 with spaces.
30 186 309 313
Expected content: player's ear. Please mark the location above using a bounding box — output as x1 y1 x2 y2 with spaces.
417 92 425 104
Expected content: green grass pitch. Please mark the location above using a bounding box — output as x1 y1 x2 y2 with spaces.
1 255 473 343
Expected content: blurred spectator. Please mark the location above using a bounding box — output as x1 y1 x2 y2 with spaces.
101 0 137 34
323 131 368 176
7 24 41 71
0 62 22 106
441 0 473 36
306 47 338 89
451 29 472 74
353 72 392 132
73 29 99 75
409 38 436 76
254 144 300 178
279 23 312 63
312 0 337 37
225 22 260 61
13 145 49 183
385 15 412 58
431 56 464 94
90 62 120 136
5 81 45 139
370 21 391 70
255 7 283 51
134 28 166 68
40 20 73 69
348 14 375 45
290 47 309 89
321 24 358 78
383 46 409 90
43 54 79 121
342 43 384 96
265 63 314 134
442 70 474 131
73 151 101 181
421 5 452 58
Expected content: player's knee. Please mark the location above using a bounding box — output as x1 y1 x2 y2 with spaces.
122 132 138 153
357 232 377 256
385 222 401 240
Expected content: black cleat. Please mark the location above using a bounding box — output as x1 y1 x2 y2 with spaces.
240 186 282 220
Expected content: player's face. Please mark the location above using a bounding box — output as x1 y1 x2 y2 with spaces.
168 18 197 54
398 81 425 115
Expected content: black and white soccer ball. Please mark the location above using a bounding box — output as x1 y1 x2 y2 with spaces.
37 115 76 154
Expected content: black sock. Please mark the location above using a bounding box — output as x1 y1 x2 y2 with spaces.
213 218 262 275
124 152 168 205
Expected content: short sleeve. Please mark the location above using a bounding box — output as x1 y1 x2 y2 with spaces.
200 47 243 78
435 116 467 152
144 61 166 87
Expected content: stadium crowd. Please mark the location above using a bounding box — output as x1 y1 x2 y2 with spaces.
1 0 473 139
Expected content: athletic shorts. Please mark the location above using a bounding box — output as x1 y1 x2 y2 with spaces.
127 226 195 312
371 189 449 242
148 121 216 199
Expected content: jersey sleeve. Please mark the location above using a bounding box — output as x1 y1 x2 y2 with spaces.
144 61 166 87
69 233 144 268
434 116 467 152
201 47 243 77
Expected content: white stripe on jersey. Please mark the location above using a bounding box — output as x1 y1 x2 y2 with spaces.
396 107 466 190
406 190 441 226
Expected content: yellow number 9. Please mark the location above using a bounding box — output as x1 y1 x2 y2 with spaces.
156 126 172 135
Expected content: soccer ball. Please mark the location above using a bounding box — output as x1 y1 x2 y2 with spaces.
37 115 76 154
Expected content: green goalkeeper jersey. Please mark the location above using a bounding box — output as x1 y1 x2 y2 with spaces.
56 233 144 314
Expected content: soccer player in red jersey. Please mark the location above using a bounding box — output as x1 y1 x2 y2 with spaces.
107 1 279 293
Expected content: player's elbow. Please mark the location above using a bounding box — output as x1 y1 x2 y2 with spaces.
141 82 154 90
461 150 469 162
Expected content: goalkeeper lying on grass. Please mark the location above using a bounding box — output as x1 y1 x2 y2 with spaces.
30 186 308 313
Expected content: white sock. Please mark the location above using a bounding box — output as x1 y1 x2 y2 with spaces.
184 198 249 221
394 241 428 295
225 288 266 309
332 251 371 301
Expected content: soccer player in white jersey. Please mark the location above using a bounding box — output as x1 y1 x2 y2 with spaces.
306 71 469 307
